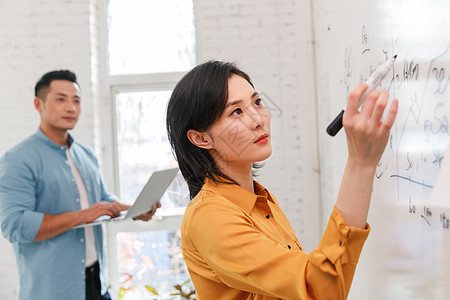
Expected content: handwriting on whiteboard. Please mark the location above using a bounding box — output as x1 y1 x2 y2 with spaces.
344 25 450 230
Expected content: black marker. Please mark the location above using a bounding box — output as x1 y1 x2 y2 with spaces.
326 55 397 136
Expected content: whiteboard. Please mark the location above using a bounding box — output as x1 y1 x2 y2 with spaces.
313 1 450 299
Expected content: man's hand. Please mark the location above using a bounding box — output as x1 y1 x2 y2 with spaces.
133 202 162 221
81 201 130 224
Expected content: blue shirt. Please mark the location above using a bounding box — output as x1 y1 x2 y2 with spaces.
0 129 118 300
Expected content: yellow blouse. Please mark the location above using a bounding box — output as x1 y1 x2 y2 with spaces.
181 178 370 299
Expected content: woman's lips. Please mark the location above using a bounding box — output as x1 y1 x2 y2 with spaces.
254 133 269 144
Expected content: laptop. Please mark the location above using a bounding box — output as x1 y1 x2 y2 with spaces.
73 167 179 229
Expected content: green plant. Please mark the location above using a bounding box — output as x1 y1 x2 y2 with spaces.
146 279 195 299
119 272 195 300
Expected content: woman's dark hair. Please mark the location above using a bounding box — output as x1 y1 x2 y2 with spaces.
166 60 254 199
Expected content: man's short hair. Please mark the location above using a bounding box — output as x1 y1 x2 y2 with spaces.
34 70 78 100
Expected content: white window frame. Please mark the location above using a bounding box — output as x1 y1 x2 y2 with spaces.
106 72 187 196
96 0 196 198
96 1 196 297
104 72 190 299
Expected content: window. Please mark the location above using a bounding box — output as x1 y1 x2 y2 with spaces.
115 90 188 212
108 0 196 75
116 231 188 299
103 0 196 299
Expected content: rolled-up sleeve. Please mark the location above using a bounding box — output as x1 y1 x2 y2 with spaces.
0 156 44 243
308 206 370 299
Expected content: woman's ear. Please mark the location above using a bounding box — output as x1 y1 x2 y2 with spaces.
187 129 213 149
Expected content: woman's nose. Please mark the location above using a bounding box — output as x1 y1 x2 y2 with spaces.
248 109 264 130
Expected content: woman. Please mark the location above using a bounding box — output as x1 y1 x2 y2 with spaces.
166 61 398 299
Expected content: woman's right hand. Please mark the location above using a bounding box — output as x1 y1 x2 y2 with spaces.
343 83 398 169
335 83 398 229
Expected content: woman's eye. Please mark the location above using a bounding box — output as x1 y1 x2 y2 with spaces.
255 98 262 106
231 108 243 116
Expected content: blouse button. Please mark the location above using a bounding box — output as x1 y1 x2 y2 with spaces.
265 214 270 219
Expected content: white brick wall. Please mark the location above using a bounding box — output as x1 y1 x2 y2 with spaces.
194 0 321 251
0 0 321 298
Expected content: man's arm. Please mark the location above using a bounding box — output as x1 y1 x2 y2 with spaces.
33 200 129 242
33 200 160 241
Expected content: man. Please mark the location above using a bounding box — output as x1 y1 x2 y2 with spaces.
0 70 158 300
